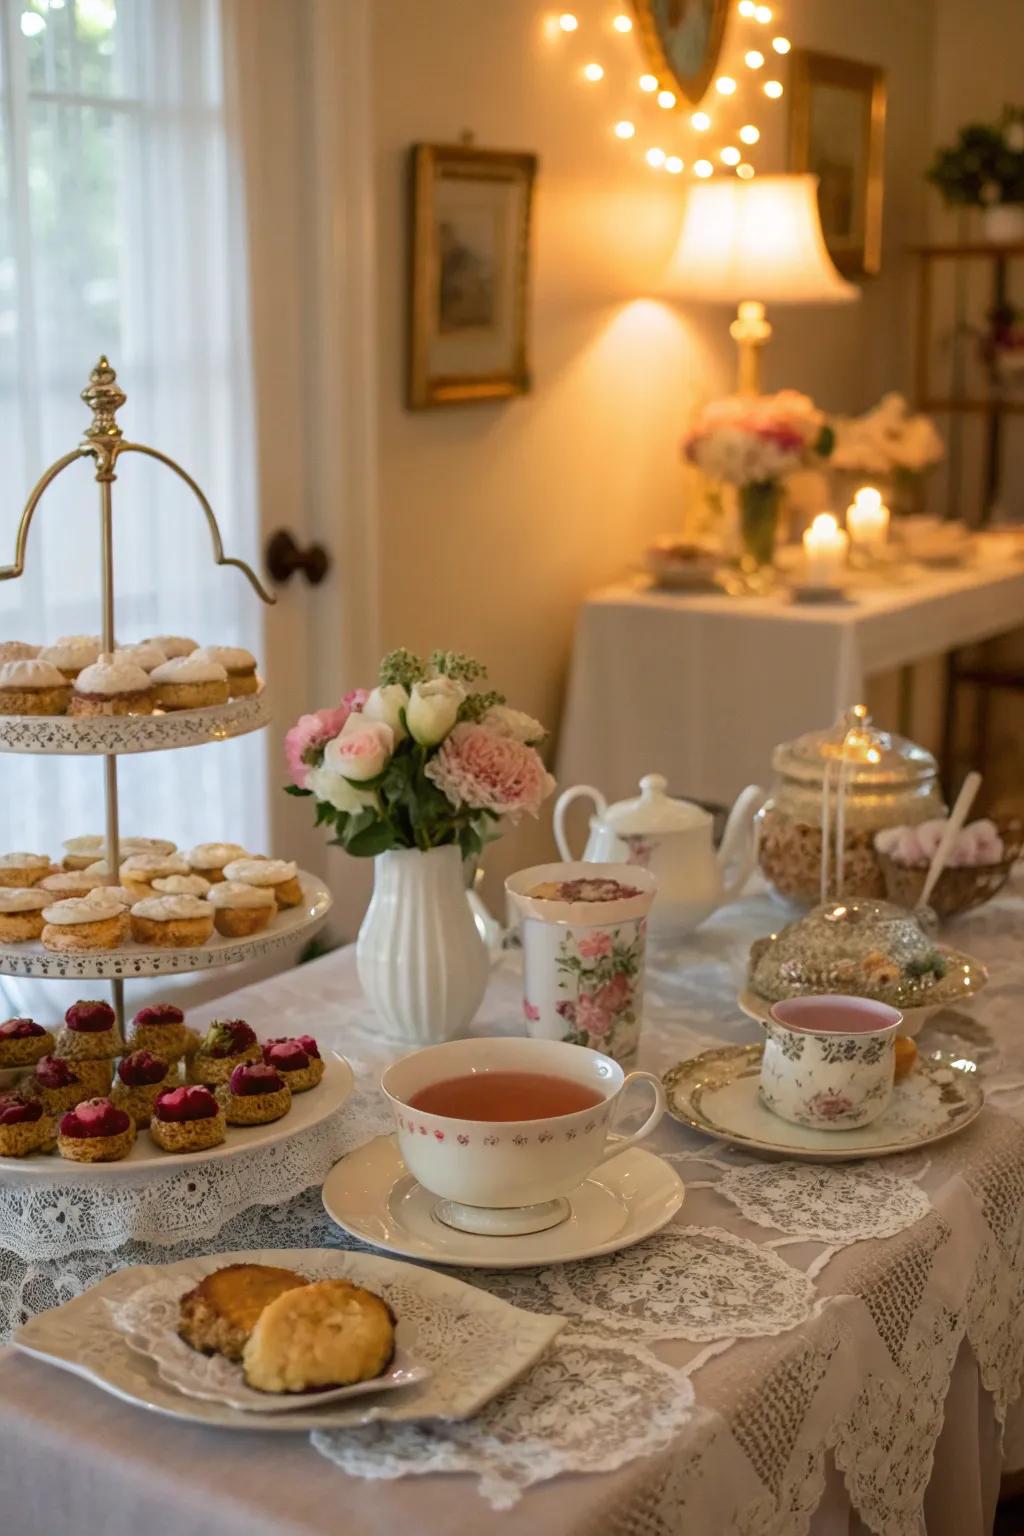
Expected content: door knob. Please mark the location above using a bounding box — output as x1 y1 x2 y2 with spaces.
265 529 330 586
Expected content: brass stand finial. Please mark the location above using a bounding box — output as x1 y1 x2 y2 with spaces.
81 356 126 445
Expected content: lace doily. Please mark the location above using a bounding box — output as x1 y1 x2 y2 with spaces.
714 1161 933 1243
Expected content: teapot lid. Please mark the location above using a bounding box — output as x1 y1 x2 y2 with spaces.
773 706 938 789
603 774 710 835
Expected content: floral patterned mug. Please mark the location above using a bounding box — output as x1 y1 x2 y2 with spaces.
505 862 657 1066
761 995 903 1131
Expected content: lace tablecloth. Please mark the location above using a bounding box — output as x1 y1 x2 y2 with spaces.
3 879 1024 1536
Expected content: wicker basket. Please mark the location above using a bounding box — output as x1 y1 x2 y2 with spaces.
879 817 1024 919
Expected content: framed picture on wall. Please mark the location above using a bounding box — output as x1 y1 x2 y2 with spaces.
407 143 537 410
788 49 886 277
632 0 729 105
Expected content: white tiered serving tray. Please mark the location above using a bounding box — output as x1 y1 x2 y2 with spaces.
0 1050 353 1181
0 872 330 979
0 683 270 755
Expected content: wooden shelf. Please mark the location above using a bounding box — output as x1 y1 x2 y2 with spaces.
909 242 1024 258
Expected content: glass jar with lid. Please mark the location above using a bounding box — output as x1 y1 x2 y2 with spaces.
757 706 945 907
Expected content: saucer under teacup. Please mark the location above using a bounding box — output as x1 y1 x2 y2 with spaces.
321 1135 683 1269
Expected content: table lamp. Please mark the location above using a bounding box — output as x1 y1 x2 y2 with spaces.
664 174 858 395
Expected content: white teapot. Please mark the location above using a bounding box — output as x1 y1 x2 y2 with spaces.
554 774 765 939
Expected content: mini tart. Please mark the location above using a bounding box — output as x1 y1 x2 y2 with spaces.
0 1096 56 1158
57 1098 135 1163
120 853 192 901
128 1004 193 1061
27 1054 104 1115
62 834 177 870
262 1037 325 1093
187 1020 261 1086
186 843 248 883
142 634 197 660
111 1051 175 1128
0 1018 54 1068
40 869 104 898
69 653 154 717
56 1000 124 1061
0 852 51 889
209 880 276 937
223 1064 292 1125
222 858 302 909
41 896 129 953
0 887 50 942
130 894 215 947
150 654 229 711
38 635 102 681
191 645 259 698
0 659 71 716
149 1085 226 1152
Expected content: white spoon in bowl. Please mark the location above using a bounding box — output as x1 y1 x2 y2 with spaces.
918 770 982 911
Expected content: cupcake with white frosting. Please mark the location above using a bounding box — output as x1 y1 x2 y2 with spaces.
41 892 129 952
39 869 105 899
151 873 212 899
0 888 50 942
114 640 168 674
38 635 103 681
223 857 302 909
69 653 153 716
186 842 248 883
191 645 258 698
85 883 134 908
119 853 192 901
62 833 177 870
0 658 71 716
0 852 51 889
0 641 40 664
209 879 277 937
129 893 215 947
150 653 228 711
142 634 197 660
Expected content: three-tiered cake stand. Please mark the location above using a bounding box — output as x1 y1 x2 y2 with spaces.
0 359 333 1026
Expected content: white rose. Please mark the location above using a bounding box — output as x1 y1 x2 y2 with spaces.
307 765 377 814
362 683 409 740
323 718 394 781
483 704 546 744
406 677 464 746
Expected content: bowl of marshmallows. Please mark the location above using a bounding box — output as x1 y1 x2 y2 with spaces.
875 815 1023 920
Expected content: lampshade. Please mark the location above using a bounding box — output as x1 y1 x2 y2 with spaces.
663 174 858 305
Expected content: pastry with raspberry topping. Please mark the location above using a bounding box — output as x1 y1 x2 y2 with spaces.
55 999 124 1061
27 1054 99 1116
223 1063 292 1126
0 1016 53 1069
261 1035 324 1093
57 1097 135 1163
128 1002 196 1062
0 1092 56 1157
187 1019 260 1087
111 1050 175 1128
148 1084 226 1153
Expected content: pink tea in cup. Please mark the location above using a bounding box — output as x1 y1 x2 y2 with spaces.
408 1071 603 1121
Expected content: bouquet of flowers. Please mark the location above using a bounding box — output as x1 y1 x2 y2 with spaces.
681 390 833 487
284 649 554 860
830 393 944 475
927 107 1024 208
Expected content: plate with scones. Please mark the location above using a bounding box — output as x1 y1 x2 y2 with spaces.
13 1248 566 1430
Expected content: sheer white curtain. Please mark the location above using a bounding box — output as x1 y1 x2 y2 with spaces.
0 0 267 862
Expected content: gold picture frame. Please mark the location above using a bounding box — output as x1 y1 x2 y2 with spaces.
788 49 886 277
407 143 537 410
631 0 729 105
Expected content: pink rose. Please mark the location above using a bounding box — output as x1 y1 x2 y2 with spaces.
577 931 612 959
594 973 632 1014
424 723 555 820
576 995 612 1038
284 690 367 788
324 716 394 782
523 999 541 1023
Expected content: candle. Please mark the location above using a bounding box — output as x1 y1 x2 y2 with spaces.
803 512 849 587
847 486 890 550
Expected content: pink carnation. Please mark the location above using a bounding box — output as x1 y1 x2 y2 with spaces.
424 723 554 820
284 690 367 788
577 931 612 959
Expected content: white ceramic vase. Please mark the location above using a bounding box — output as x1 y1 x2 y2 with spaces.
982 203 1024 244
356 844 490 1045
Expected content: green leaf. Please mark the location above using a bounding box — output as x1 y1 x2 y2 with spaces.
343 820 401 857
283 784 313 797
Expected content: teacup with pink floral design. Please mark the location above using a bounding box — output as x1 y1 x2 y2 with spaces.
760 995 902 1131
506 862 657 1066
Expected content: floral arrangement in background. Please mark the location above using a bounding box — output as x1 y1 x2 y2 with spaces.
830 393 945 475
981 302 1024 386
927 107 1024 208
284 649 554 859
681 390 833 487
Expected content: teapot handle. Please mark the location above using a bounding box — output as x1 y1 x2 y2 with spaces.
717 784 767 902
554 785 607 861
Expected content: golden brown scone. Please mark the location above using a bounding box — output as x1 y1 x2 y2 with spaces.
178 1263 311 1361
894 1036 918 1081
242 1279 395 1394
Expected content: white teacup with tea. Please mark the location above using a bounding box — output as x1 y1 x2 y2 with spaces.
381 1036 666 1236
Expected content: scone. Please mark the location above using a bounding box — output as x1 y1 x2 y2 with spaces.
128 1003 194 1062
0 658 71 715
55 999 124 1061
0 852 50 888
191 645 259 698
57 1097 135 1162
38 636 102 681
223 1063 291 1125
129 894 214 947
242 1279 395 1394
41 893 129 952
222 858 302 909
0 888 49 942
148 1084 226 1152
186 843 248 884
111 1050 175 1127
0 1017 54 1069
150 654 229 711
0 1093 56 1157
209 880 276 937
187 1019 260 1085
178 1263 310 1361
28 1054 107 1115
261 1036 325 1093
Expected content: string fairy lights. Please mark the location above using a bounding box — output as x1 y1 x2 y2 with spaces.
553 1 791 180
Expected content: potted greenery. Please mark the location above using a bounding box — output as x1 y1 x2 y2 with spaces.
927 107 1024 243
